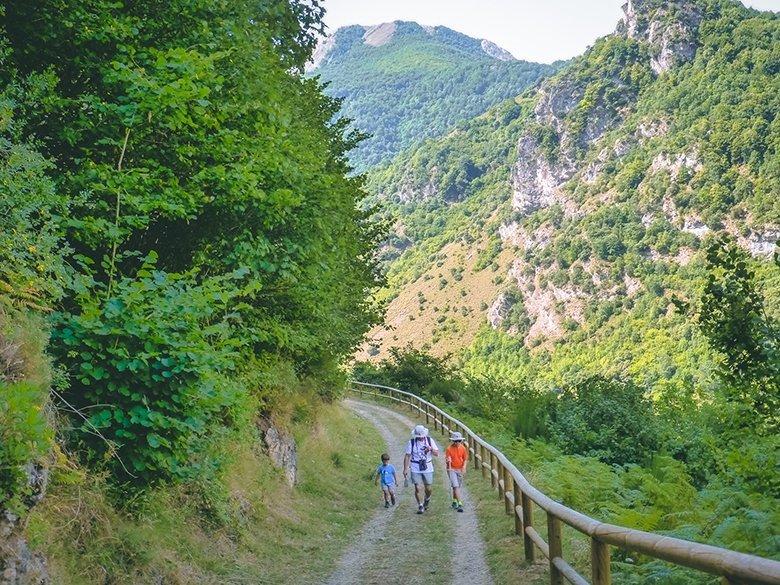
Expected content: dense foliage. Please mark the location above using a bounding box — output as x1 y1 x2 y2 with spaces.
0 0 380 504
312 21 559 171
547 376 660 465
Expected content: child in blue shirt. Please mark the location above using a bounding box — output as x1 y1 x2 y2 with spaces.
374 453 399 508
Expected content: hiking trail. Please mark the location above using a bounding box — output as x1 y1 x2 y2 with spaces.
324 399 493 585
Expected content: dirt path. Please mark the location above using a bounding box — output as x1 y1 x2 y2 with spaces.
324 399 493 585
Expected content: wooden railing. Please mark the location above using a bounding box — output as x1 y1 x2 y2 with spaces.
349 381 780 585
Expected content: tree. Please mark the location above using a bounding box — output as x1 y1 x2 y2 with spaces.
695 234 779 432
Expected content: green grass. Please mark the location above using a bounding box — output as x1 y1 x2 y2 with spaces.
466 472 548 584
25 403 385 584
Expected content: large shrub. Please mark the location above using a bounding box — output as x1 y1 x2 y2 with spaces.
353 346 463 402
52 258 248 483
547 376 659 465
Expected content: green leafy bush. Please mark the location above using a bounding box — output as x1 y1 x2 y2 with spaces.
0 309 53 512
0 380 51 512
547 376 660 465
52 258 248 483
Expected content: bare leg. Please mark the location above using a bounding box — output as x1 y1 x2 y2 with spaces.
415 483 424 505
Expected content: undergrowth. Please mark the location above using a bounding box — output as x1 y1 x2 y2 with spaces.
25 402 384 584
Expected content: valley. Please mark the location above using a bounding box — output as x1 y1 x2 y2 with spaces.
1 0 777 583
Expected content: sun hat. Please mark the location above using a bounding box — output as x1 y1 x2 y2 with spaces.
450 431 464 442
412 424 429 438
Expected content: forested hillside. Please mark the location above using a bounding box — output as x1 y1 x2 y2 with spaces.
354 0 779 579
0 1 380 580
309 21 559 171
364 0 778 389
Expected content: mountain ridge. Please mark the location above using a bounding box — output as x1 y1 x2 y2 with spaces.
308 20 521 70
309 21 560 171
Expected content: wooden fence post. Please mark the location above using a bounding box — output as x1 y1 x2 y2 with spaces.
591 538 611 585
547 514 564 585
481 445 488 480
504 468 513 515
489 452 497 489
424 403 430 425
513 482 523 536
473 438 480 471
497 462 504 501
521 492 535 562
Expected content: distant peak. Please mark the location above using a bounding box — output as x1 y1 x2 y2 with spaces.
362 22 397 47
481 39 516 61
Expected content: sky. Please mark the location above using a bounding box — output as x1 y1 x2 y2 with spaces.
321 0 780 63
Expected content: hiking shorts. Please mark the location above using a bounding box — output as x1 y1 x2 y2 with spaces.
410 471 434 486
380 482 396 491
448 470 464 488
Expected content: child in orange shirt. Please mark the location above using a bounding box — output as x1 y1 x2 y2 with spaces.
445 432 469 512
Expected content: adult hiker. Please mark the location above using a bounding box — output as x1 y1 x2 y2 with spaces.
403 424 440 514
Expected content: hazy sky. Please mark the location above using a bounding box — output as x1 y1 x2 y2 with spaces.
321 0 780 63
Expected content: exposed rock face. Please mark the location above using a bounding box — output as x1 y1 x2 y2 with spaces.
682 216 710 238
741 228 780 258
1 512 49 585
259 418 297 487
498 222 552 251
1 464 50 585
637 118 669 138
650 150 702 180
487 292 514 329
480 39 515 61
510 136 575 215
362 22 397 47
396 179 438 203
306 34 337 72
617 0 703 74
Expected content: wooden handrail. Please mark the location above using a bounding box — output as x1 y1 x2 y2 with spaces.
349 381 780 585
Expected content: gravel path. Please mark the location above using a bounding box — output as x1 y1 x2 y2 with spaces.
323 401 410 585
324 399 493 585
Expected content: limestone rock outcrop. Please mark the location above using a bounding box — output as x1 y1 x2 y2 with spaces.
259 418 298 487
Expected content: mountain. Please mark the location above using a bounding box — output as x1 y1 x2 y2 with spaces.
360 0 779 393
308 21 560 171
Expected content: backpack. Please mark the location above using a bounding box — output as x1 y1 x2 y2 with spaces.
410 437 432 471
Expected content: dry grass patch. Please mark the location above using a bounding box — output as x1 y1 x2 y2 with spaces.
358 241 514 361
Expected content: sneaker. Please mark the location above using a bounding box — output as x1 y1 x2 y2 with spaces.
451 501 458 509
417 505 424 514
457 505 464 513
423 497 431 510
385 501 390 508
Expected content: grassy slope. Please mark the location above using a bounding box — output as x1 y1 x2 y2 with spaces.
357 240 515 361
25 403 384 584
